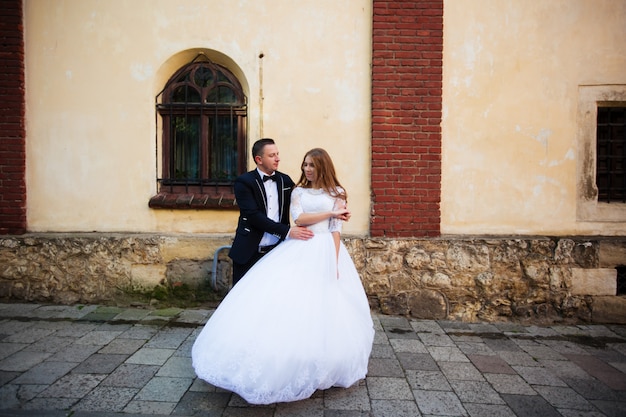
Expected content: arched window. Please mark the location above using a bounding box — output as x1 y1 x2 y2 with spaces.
150 56 246 209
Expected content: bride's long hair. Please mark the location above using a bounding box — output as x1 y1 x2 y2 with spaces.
296 148 347 201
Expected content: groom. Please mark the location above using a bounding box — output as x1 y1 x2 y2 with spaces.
229 138 314 285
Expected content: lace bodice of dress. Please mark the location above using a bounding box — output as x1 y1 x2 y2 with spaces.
290 187 343 233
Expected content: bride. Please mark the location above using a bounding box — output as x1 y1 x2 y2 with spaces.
191 148 374 405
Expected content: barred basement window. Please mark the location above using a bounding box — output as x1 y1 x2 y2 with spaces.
150 54 247 209
617 265 626 295
576 85 626 222
596 107 626 203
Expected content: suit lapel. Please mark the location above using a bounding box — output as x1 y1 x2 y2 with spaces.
254 172 268 213
277 175 285 221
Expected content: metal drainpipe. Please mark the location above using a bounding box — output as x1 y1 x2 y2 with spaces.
211 245 232 291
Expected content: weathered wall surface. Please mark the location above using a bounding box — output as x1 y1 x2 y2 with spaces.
23 0 373 235
1 234 624 324
23 1 626 239
441 0 626 235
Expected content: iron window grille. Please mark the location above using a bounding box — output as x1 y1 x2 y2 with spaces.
596 106 626 203
155 55 247 196
617 265 626 295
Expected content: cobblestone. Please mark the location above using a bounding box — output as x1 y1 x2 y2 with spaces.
0 303 624 416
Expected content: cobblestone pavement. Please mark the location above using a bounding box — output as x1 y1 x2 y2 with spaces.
0 303 624 417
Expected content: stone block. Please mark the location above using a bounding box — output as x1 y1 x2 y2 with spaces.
591 296 626 324
379 292 409 316
598 240 626 267
131 264 167 288
408 289 448 319
166 259 211 287
571 268 616 296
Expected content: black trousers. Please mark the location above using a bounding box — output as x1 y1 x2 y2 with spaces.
231 244 278 286
232 252 264 286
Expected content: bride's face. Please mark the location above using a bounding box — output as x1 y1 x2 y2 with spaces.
302 156 317 184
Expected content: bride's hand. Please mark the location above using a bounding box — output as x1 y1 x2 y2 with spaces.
332 207 351 221
340 203 351 221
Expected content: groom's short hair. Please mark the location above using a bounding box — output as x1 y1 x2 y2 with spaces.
252 138 276 159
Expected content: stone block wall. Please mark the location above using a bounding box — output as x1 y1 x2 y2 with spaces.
344 237 625 324
1 234 624 324
0 234 232 304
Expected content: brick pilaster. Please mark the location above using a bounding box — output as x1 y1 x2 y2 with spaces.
371 0 443 237
0 0 26 234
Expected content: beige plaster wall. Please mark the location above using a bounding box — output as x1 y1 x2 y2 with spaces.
442 0 626 235
24 0 372 235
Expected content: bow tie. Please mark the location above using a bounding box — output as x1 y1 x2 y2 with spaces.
263 174 277 182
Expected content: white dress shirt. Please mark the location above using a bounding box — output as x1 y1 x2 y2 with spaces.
258 168 280 247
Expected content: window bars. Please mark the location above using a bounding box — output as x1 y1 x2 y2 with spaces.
596 107 626 203
155 55 247 194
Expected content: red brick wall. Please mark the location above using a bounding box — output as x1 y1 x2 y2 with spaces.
0 0 26 234
371 0 443 237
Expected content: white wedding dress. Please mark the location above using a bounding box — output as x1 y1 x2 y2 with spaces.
191 187 374 404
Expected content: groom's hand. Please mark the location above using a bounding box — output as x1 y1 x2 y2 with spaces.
289 226 314 240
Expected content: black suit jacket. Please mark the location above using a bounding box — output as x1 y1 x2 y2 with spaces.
228 169 295 265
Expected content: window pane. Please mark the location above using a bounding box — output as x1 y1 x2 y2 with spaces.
174 71 191 83
210 115 238 181
171 85 201 103
206 86 237 104
216 71 230 83
173 116 200 180
194 66 214 87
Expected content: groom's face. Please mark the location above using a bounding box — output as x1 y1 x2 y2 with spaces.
256 144 280 175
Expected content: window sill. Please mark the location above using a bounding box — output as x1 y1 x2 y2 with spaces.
149 192 238 210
